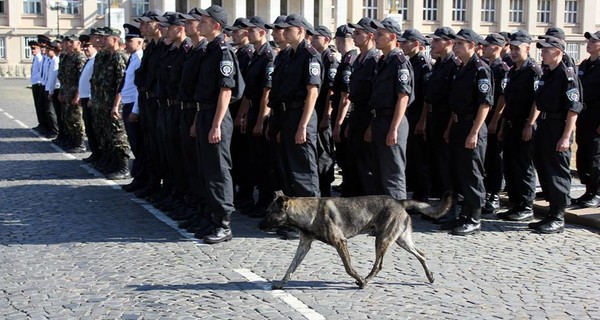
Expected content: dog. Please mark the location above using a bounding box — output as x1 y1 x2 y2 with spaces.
258 191 452 289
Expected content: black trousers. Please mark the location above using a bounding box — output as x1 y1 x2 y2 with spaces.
246 101 274 206
155 103 170 182
406 113 430 200
229 100 253 202
195 108 235 219
180 107 208 209
534 119 572 207
81 98 99 155
346 110 377 196
45 91 59 134
276 108 320 197
140 94 160 188
32 84 47 129
502 120 536 204
449 120 487 209
576 108 600 194
372 115 409 200
52 91 65 140
165 106 188 195
122 102 144 179
484 125 504 195
426 110 453 197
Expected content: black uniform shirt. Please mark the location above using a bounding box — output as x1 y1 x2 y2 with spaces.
166 38 191 99
134 39 155 90
502 53 514 68
236 43 255 79
425 51 461 110
143 39 167 94
503 57 542 120
407 51 432 117
269 40 322 107
315 48 340 116
331 49 358 113
489 57 510 107
178 38 208 102
578 57 600 106
369 48 415 111
535 62 583 114
193 34 238 104
348 48 379 108
448 54 494 114
155 43 178 99
244 41 275 102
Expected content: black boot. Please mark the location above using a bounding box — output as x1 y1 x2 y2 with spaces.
572 186 593 205
482 193 500 215
438 203 462 230
535 206 565 234
505 202 534 221
581 193 600 208
204 212 233 244
451 207 481 236
107 157 131 180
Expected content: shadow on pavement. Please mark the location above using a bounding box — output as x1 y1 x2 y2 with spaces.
0 128 41 139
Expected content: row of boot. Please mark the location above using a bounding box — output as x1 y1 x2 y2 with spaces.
83 151 130 180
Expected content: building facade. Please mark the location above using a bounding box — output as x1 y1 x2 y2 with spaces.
0 0 598 76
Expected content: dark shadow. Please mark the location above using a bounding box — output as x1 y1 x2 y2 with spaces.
0 159 92 180
0 128 43 139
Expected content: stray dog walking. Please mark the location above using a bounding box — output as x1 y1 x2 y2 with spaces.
259 191 452 289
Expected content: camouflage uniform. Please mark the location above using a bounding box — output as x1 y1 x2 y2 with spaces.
89 50 110 157
55 51 69 144
60 49 86 148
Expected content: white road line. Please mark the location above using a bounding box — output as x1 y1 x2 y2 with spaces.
234 269 326 320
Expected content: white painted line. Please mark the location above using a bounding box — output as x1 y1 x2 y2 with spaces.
234 268 326 320
13 119 28 128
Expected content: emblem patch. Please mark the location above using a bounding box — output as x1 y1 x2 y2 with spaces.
501 78 508 91
309 62 321 76
342 70 351 83
478 79 491 93
534 80 542 91
566 88 580 102
398 69 410 84
328 68 337 81
220 60 234 77
266 66 274 81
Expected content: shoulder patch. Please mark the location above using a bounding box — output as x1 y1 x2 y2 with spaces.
266 49 275 62
395 52 407 63
309 62 320 76
398 68 410 84
478 78 491 94
220 60 234 76
306 44 319 56
566 88 579 102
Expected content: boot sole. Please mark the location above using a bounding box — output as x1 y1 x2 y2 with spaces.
203 236 233 244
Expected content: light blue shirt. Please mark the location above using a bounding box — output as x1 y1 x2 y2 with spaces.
30 52 44 85
121 49 143 113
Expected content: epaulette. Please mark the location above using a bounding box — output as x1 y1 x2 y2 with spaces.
344 50 358 65
565 65 576 82
394 51 407 63
327 52 336 63
182 39 192 53
244 44 255 58
306 44 319 56
529 59 543 76
452 56 462 66
501 61 510 71
266 48 275 62
219 39 228 51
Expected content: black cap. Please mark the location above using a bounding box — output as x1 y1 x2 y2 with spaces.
47 41 61 51
370 18 402 37
133 9 163 22
536 36 565 51
398 28 426 43
226 17 250 31
450 28 480 43
426 27 456 40
335 25 353 38
124 23 142 39
159 13 186 27
265 15 287 29
245 16 268 30
308 25 332 38
37 34 51 45
274 13 311 30
79 34 91 45
348 17 376 34
539 27 565 40
63 34 80 42
509 29 532 46
102 27 122 37
584 31 600 41
198 5 229 28
28 40 39 47
54 35 63 43
498 31 512 43
179 7 202 20
481 33 505 46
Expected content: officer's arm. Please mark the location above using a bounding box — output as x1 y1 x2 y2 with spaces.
301 84 319 129
489 95 505 134
256 88 271 132
466 103 491 149
416 101 428 135
209 88 232 143
387 93 409 146
522 102 540 142
321 89 334 129
557 111 577 152
334 92 350 140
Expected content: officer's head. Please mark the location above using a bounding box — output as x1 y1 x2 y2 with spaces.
308 25 332 52
103 27 122 51
427 27 455 58
585 31 600 56
178 9 201 38
335 25 354 54
124 23 143 53
246 16 268 45
371 18 401 52
197 5 228 38
537 36 565 67
398 29 426 57
81 35 97 58
481 33 505 60
265 15 287 46
138 9 163 38
274 14 310 46
226 18 251 46
450 28 480 61
508 29 532 63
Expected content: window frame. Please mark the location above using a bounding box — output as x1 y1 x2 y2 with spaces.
0 37 6 59
565 42 580 62
23 0 43 15
423 0 438 21
363 0 378 19
23 36 37 60
537 0 552 23
564 0 578 24
390 0 409 21
60 0 80 15
481 0 496 23
509 0 524 23
0 0 6 14
131 0 150 17
452 0 467 22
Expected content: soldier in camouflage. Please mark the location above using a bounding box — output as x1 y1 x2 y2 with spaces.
59 34 86 153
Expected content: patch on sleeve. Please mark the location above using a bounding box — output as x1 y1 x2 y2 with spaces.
534 80 542 91
478 79 491 93
309 62 321 76
220 60 234 77
342 70 351 83
398 69 410 84
566 88 580 102
266 66 274 81
328 68 337 81
501 78 508 91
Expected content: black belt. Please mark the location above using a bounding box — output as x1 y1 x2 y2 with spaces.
157 99 181 108
181 102 197 110
538 111 564 120
452 113 476 123
272 101 304 112
144 91 156 99
371 108 394 118
195 103 216 111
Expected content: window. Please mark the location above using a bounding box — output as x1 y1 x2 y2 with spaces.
247 0 255 18
23 36 37 59
481 0 496 22
0 0 5 14
564 0 578 24
423 0 438 21
566 42 580 62
212 0 223 5
280 0 287 15
509 0 524 23
97 0 107 15
537 0 552 23
23 0 43 14
0 37 5 59
61 0 80 15
390 0 408 21
452 0 467 22
132 0 149 17
363 0 378 19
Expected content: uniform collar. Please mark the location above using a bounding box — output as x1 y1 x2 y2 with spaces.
256 41 270 56
383 47 401 64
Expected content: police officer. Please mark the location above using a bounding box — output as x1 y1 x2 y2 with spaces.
368 18 414 200
573 31 600 208
445 29 493 236
60 34 86 153
480 33 509 215
399 28 432 202
499 31 513 67
530 36 582 234
308 25 338 196
268 14 322 198
345 17 379 197
191 5 242 244
44 41 61 143
497 30 542 222
30 40 47 135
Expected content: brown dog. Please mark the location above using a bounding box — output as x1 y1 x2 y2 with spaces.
259 191 452 289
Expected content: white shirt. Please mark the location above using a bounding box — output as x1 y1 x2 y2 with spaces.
78 53 96 99
121 49 143 113
30 52 44 85
45 55 60 94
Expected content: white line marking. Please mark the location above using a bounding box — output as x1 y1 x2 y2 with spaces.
234 269 326 320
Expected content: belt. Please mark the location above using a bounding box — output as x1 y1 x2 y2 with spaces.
452 113 476 123
144 91 156 99
195 103 216 111
371 108 394 118
273 101 304 112
539 111 564 120
181 102 197 110
157 99 181 108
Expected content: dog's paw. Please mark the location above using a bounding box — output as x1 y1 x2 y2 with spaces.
355 278 366 289
271 282 284 290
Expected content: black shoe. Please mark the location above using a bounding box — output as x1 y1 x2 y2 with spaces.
122 179 145 192
572 192 593 205
135 186 156 199
581 195 600 208
504 204 534 221
451 219 481 236
106 169 131 180
65 145 87 153
482 193 500 214
204 227 233 244
534 218 565 234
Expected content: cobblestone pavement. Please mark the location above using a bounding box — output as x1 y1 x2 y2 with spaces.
1 78 599 319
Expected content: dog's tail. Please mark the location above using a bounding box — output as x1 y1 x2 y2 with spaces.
401 193 453 219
